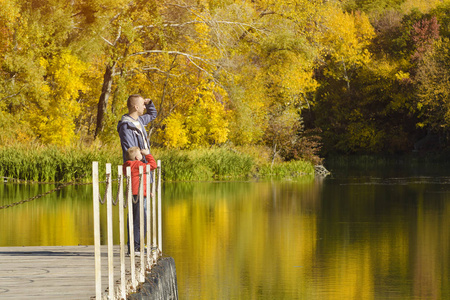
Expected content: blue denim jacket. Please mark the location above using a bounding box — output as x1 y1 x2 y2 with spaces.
117 102 157 163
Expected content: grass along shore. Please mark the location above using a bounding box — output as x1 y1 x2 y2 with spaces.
0 144 315 182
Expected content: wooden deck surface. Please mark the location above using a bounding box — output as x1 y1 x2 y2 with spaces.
0 245 132 299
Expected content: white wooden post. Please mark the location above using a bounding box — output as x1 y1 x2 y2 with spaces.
126 166 137 289
118 166 126 300
157 160 162 253
139 166 145 282
106 163 114 300
92 162 102 299
146 165 151 267
152 169 157 262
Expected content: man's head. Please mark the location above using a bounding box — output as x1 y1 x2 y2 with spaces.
126 146 143 161
127 94 146 116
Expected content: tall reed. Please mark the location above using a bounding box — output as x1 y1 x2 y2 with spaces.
258 160 315 179
0 145 315 182
0 145 121 182
157 148 254 181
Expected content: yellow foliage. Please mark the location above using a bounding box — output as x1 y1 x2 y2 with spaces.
27 51 89 146
267 51 319 105
160 113 189 148
49 51 88 102
320 7 374 78
395 70 410 81
0 0 20 25
345 122 384 152
185 83 229 147
401 0 443 13
0 0 20 54
226 64 268 145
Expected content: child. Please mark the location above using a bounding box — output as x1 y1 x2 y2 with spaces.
123 146 157 255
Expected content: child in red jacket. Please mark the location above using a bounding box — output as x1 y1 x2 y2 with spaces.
123 146 157 255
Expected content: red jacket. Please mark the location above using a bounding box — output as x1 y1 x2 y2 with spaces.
123 154 157 196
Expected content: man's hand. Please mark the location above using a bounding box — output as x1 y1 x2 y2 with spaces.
144 98 152 105
141 148 150 155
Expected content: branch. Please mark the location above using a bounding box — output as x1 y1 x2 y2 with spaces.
100 24 122 47
100 36 114 46
139 50 217 82
0 92 21 102
134 21 203 30
113 25 122 46
129 50 211 64
141 67 180 76
259 10 276 18
125 66 179 77
94 12 121 47
215 20 264 31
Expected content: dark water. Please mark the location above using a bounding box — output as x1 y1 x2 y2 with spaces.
1 162 449 299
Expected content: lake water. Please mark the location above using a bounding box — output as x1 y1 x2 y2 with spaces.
1 160 449 299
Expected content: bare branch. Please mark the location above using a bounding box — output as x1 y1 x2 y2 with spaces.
185 55 215 79
126 66 180 77
129 49 220 83
100 36 114 46
129 50 211 64
92 12 122 48
142 67 180 76
134 21 203 30
0 92 21 102
113 25 122 46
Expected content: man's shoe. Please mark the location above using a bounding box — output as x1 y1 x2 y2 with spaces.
134 247 147 256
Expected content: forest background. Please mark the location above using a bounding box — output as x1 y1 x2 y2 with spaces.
1 0 450 181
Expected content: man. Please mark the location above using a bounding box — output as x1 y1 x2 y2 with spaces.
117 94 157 163
117 94 157 255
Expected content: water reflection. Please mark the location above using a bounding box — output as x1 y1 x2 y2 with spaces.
1 173 449 299
163 180 320 299
0 184 95 246
163 178 449 299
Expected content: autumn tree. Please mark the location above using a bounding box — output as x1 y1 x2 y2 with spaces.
210 0 327 161
85 0 233 149
0 0 97 146
414 3 450 137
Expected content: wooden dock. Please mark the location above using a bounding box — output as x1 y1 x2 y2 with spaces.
0 245 132 299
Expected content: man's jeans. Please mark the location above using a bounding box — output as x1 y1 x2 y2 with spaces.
127 195 147 251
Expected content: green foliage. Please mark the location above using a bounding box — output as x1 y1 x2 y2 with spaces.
415 38 450 132
258 160 315 179
343 0 405 14
157 151 210 181
158 147 315 181
312 0 450 155
0 144 315 182
0 144 121 182
158 148 254 181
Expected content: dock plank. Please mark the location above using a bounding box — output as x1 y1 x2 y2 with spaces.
0 245 135 299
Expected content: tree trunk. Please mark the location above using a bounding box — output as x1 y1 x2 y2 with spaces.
94 61 117 138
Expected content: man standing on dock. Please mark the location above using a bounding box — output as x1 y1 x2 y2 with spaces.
117 94 157 163
117 94 157 255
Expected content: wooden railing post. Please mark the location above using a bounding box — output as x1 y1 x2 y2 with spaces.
139 166 145 282
126 166 137 289
118 166 126 299
92 162 101 299
152 169 157 262
106 164 114 299
146 165 151 267
157 160 162 253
